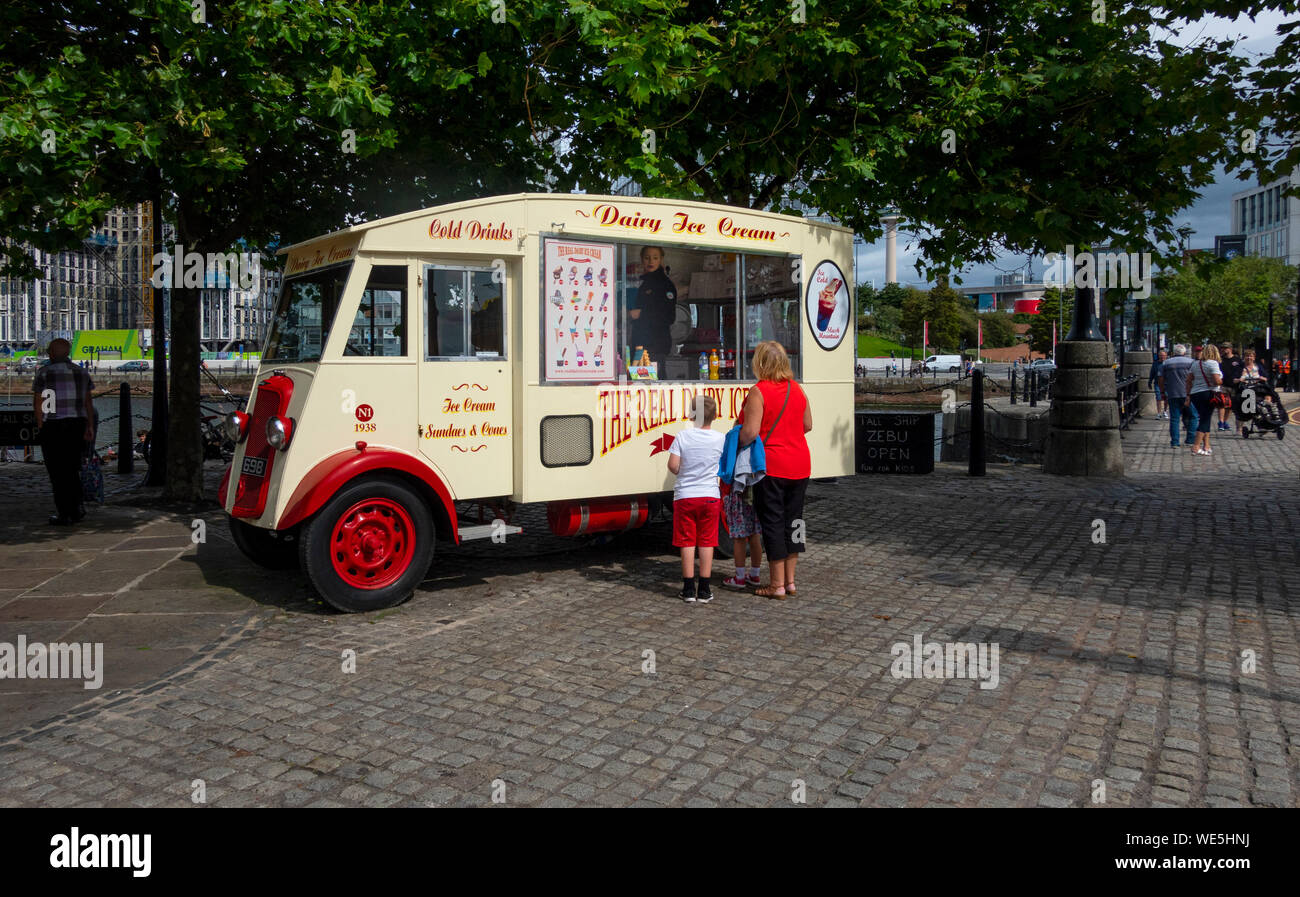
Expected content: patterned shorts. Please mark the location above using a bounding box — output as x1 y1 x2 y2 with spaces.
722 489 761 539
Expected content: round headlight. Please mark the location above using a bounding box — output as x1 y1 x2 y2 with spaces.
266 416 288 449
224 411 247 442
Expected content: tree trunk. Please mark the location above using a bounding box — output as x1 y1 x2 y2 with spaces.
163 283 204 501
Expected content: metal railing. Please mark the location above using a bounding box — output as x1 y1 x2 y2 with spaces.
1116 375 1140 429
1009 368 1052 406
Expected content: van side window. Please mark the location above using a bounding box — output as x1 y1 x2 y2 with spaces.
425 266 505 360
344 265 407 357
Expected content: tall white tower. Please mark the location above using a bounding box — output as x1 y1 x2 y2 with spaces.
880 210 901 284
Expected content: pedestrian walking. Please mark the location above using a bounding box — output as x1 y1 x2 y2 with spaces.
1187 343 1224 456
667 395 725 603
1149 348 1168 418
739 340 812 600
1217 343 1244 432
32 338 95 525
1159 344 1196 448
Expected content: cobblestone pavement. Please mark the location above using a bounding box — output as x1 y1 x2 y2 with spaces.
0 411 1297 807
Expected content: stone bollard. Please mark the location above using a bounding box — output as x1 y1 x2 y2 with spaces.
1123 349 1155 414
1043 340 1124 477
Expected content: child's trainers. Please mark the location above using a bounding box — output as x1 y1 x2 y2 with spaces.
746 573 763 586
679 583 697 602
722 574 748 590
696 582 714 604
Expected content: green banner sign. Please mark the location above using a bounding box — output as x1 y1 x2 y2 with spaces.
70 329 147 360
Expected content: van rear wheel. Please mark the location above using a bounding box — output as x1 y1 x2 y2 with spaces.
300 476 435 613
229 518 298 570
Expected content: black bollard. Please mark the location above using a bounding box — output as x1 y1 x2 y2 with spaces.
1029 370 1038 407
118 382 133 473
969 369 986 476
1010 369 1017 405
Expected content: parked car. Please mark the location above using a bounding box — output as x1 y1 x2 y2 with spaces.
118 360 151 372
920 354 963 373
1028 358 1056 372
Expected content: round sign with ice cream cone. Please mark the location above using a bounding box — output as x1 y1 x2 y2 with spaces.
805 259 849 350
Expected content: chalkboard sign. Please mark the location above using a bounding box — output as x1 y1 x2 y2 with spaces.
855 411 937 474
0 409 39 446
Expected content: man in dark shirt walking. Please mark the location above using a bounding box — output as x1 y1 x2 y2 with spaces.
1217 343 1245 433
1148 348 1168 419
32 339 95 525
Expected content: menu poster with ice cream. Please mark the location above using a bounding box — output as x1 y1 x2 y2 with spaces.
544 238 616 381
805 259 850 351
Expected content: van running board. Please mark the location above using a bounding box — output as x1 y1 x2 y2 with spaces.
458 522 524 542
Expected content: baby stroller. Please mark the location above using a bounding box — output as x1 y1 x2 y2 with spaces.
1235 376 1287 440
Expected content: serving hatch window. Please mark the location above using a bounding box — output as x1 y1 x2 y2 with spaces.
539 240 800 383
264 262 351 363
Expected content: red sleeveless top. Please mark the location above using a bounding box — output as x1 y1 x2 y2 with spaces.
752 379 810 480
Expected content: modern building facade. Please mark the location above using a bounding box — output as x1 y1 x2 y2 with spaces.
955 274 1047 312
0 203 168 350
1 204 280 353
1229 164 1300 266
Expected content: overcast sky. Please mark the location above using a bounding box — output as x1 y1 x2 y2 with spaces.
854 9 1295 290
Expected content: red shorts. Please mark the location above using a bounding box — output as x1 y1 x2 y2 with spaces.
673 497 721 548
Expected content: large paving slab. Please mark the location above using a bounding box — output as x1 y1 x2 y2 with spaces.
0 411 1296 807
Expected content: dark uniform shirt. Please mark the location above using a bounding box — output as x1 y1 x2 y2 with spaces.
628 268 678 360
1221 356 1244 389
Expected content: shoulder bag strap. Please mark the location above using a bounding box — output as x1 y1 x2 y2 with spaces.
763 382 792 443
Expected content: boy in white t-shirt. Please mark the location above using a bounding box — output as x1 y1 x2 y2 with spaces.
668 395 725 603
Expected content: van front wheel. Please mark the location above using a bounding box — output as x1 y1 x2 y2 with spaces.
300 476 435 613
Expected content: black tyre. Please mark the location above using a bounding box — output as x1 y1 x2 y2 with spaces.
299 476 435 613
229 517 299 570
948 365 959 373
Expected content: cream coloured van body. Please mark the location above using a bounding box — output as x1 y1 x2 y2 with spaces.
220 194 856 611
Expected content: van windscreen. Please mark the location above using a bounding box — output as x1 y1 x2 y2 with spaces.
264 262 352 363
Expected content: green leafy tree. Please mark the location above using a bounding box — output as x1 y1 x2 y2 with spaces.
1029 287 1075 354
900 286 929 349
0 1 560 499
871 304 904 343
966 312 1015 350
875 283 911 311
565 1 1256 273
927 277 964 352
1152 255 1297 345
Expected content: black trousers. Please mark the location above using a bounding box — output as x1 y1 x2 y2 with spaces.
40 418 85 519
752 475 809 561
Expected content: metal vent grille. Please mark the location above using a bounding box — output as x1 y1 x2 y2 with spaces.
540 415 594 468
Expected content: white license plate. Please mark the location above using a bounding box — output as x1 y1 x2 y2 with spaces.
241 456 266 477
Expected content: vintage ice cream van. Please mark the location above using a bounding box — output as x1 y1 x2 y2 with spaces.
220 194 855 611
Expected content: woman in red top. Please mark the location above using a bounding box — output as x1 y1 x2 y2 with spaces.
739 340 812 599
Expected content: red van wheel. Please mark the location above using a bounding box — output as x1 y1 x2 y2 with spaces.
301 476 435 613
329 498 414 589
